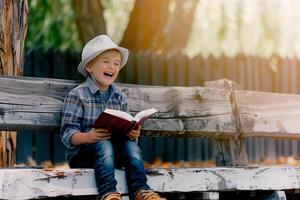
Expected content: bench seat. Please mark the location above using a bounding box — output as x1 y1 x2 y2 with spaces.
1 166 299 199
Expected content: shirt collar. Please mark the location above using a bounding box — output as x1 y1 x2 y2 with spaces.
85 76 119 95
86 77 99 94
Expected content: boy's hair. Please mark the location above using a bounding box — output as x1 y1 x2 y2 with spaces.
78 35 129 78
87 49 122 68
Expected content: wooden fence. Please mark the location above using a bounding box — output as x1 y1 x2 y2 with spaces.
16 49 300 165
119 51 300 164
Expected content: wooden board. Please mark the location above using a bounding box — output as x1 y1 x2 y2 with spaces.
1 166 300 199
0 76 235 137
237 90 300 139
2 76 300 139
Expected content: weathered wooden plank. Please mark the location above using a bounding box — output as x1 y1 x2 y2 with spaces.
236 90 300 139
0 76 235 137
3 76 300 139
1 166 300 199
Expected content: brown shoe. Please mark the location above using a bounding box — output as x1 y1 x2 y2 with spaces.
101 192 121 200
134 190 166 200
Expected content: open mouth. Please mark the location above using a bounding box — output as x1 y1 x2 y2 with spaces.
103 72 114 78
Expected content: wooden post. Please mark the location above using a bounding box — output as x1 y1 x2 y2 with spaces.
0 0 28 167
205 79 248 166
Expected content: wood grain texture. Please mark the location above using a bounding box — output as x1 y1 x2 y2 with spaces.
0 0 28 167
2 76 300 139
0 166 299 199
0 76 235 137
206 79 248 166
237 90 300 138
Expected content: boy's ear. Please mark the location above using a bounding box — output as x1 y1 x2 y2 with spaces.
85 63 91 73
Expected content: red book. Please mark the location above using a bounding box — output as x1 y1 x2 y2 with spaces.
92 108 158 135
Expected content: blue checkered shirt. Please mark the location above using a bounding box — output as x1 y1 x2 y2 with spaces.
60 77 128 161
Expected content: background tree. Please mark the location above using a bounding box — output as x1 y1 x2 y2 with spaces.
73 0 106 44
25 0 198 54
160 0 198 52
69 0 198 53
120 0 197 53
120 0 170 51
25 0 300 58
0 0 28 167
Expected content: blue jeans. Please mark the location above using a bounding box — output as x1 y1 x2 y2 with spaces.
69 139 150 199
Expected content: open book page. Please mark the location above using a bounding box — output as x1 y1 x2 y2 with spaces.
134 108 158 124
92 108 158 135
103 109 134 121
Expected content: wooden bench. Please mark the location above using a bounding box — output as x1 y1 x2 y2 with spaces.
1 75 300 199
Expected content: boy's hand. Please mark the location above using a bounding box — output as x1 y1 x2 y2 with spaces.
127 125 141 140
87 128 111 143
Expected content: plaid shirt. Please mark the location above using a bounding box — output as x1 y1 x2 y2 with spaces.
60 77 128 161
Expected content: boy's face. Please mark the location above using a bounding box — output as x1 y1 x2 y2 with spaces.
86 49 121 91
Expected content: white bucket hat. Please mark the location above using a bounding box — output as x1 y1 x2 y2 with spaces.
78 34 129 78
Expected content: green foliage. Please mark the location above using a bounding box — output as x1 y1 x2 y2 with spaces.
25 0 82 51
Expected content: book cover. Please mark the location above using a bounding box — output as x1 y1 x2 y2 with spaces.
92 108 158 135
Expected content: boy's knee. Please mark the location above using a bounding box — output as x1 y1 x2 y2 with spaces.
92 140 114 158
92 141 115 168
123 140 142 161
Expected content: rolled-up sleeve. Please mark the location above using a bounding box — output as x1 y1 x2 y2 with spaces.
60 93 83 149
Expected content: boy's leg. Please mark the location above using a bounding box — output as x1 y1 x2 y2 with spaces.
120 140 150 199
70 140 118 199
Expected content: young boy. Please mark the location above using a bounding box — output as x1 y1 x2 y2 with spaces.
60 35 166 200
